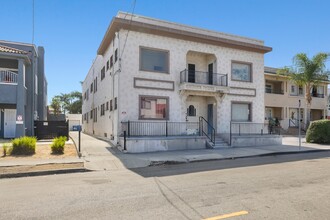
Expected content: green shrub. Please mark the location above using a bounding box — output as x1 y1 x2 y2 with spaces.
11 136 37 155
51 136 67 154
306 120 330 144
2 144 9 157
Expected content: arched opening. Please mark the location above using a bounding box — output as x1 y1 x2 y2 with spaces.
187 105 196 116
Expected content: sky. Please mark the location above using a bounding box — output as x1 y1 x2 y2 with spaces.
1 0 330 104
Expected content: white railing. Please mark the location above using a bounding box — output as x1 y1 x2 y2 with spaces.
0 70 18 84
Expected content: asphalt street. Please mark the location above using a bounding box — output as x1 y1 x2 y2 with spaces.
1 152 329 220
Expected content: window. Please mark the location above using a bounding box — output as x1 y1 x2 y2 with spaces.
86 112 89 123
86 89 89 100
114 97 117 110
140 47 169 73
101 67 105 80
35 75 38 94
106 61 109 71
101 104 105 116
187 105 196 116
90 110 93 119
110 56 113 68
115 49 118 62
94 77 98 92
106 101 109 111
265 108 273 120
90 82 93 92
290 85 297 96
231 103 251 121
93 108 97 122
139 96 168 120
110 100 113 111
231 62 252 82
298 86 303 95
265 84 272 93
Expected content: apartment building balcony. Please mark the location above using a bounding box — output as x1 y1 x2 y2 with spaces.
179 69 228 93
311 93 325 98
0 70 18 104
265 80 284 95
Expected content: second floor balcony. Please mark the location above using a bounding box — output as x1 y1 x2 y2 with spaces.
180 69 228 93
0 70 18 84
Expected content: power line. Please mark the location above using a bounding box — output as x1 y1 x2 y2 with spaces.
120 0 136 58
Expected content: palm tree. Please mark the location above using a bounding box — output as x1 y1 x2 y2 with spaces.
278 53 329 125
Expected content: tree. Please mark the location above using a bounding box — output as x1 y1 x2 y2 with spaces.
278 53 329 124
51 96 61 115
51 91 82 114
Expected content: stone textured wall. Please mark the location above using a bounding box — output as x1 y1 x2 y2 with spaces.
83 28 266 142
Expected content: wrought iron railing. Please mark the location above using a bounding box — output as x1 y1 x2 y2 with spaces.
230 122 281 137
0 70 18 84
265 88 284 94
311 93 325 98
121 120 200 137
289 118 307 131
199 116 215 144
180 69 228 86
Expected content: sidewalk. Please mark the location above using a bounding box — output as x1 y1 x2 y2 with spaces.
70 132 330 170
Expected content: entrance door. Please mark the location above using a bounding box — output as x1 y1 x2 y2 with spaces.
4 109 16 138
208 63 213 85
207 104 213 134
188 64 195 83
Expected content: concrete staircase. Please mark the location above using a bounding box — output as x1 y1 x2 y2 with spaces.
284 127 306 136
207 135 229 148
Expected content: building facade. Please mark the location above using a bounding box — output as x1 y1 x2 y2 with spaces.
82 12 272 148
264 67 329 129
0 40 47 138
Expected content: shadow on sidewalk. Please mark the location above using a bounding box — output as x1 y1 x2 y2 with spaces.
129 151 330 178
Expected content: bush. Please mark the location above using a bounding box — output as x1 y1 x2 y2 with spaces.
51 136 67 154
11 137 37 155
2 144 9 157
306 120 330 144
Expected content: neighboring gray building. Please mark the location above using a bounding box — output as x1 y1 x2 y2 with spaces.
0 40 47 138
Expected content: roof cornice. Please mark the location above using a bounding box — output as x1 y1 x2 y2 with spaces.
97 17 272 55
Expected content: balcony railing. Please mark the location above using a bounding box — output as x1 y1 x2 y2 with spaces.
265 88 284 94
0 70 18 84
311 93 324 98
180 69 228 86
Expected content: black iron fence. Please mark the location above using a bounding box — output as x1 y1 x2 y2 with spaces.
34 120 69 140
230 122 281 136
265 88 284 94
180 69 228 86
121 121 200 137
199 117 215 144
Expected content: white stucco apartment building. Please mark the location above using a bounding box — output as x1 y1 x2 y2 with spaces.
82 12 273 152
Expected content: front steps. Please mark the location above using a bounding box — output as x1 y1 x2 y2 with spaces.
207 135 229 148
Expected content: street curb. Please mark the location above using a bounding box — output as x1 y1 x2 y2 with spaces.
0 167 90 179
148 149 330 166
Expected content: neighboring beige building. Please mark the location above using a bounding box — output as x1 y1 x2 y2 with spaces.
82 12 274 152
264 67 329 130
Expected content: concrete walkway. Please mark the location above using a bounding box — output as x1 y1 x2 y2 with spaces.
70 132 330 170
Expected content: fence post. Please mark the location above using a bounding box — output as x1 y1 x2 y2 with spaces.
123 131 127 151
261 129 263 135
66 120 69 140
78 130 81 153
165 121 168 137
229 121 232 146
239 124 241 136
127 120 130 137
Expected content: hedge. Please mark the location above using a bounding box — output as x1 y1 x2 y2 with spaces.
306 120 330 144
11 136 37 155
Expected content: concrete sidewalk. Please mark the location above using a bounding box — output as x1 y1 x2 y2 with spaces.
70 132 330 170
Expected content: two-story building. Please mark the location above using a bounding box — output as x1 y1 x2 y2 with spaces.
264 66 329 130
0 40 47 138
82 12 273 152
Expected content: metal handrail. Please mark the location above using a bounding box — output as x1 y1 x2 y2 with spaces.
265 88 284 94
199 116 215 144
0 70 18 84
180 69 228 86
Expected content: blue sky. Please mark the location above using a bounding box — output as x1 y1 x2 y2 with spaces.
1 0 329 103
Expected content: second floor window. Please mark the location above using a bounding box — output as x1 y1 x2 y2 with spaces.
110 56 113 68
231 62 252 82
140 47 169 73
115 49 118 62
101 67 105 80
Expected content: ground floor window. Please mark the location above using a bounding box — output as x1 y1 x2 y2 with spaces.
139 96 168 120
231 102 251 121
